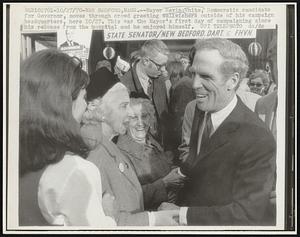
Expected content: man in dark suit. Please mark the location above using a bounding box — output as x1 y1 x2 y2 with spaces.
120 39 169 142
159 38 276 226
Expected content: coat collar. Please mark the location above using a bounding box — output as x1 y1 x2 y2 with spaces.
101 137 143 193
131 61 148 96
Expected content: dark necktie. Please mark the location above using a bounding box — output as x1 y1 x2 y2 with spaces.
197 112 213 155
147 79 153 99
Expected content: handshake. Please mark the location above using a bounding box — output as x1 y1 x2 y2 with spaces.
152 202 182 226
103 191 183 226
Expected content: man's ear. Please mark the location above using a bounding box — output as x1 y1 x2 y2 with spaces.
227 72 240 91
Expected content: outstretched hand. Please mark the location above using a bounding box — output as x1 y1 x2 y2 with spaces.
158 202 180 211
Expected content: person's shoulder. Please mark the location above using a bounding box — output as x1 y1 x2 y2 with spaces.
87 137 116 167
120 68 133 82
237 99 275 141
62 154 99 174
256 91 277 108
120 68 135 91
237 98 263 124
59 41 68 47
244 91 261 100
39 154 99 193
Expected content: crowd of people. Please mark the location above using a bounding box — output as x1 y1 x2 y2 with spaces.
19 37 277 227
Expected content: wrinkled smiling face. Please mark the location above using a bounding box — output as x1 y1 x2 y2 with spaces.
128 103 150 142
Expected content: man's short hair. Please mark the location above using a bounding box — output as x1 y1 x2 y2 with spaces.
192 38 249 80
140 39 169 58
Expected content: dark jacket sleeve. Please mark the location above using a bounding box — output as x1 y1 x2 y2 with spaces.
178 101 195 164
186 135 276 225
142 178 168 210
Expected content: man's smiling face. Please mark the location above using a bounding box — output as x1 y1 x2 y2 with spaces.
190 49 234 112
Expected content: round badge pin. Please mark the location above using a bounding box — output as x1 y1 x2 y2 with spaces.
119 163 125 173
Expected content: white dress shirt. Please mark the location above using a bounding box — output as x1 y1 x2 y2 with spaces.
179 95 238 225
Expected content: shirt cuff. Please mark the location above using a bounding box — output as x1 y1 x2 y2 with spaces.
177 167 186 177
179 207 188 225
148 211 155 226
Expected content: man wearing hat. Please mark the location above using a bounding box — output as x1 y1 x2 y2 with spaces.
120 39 169 142
81 67 179 226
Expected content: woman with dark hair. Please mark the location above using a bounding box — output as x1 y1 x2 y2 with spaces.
19 49 116 226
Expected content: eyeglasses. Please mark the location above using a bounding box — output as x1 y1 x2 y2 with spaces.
147 57 166 71
249 82 263 87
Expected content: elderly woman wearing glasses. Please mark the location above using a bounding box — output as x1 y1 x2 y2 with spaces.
116 97 185 210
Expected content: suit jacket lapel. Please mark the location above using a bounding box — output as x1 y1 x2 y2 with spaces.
194 98 244 167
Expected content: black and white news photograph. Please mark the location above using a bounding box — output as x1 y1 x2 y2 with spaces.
3 2 296 235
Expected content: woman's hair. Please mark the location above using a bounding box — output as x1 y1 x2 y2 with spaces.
166 60 185 86
129 98 157 136
20 49 90 176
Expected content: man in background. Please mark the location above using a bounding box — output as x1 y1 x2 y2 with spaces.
120 39 169 142
59 30 79 48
